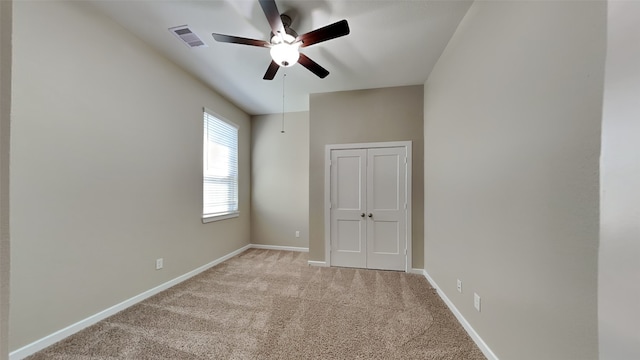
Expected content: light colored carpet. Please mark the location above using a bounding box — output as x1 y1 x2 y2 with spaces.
27 249 486 359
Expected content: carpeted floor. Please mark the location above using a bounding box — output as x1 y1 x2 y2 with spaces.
27 249 486 359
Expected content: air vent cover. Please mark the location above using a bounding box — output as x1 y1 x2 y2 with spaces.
169 25 208 48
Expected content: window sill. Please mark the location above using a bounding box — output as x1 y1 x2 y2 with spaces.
202 211 239 223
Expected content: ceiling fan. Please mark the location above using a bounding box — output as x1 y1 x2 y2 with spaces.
212 0 350 80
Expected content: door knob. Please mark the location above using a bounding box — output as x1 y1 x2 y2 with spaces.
361 213 365 218
368 213 373 218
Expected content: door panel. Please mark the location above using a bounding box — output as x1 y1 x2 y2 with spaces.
330 149 366 268
371 154 400 210
366 147 406 271
336 156 362 209
336 220 363 252
371 221 400 254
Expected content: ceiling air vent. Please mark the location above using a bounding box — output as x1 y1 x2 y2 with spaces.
169 25 208 48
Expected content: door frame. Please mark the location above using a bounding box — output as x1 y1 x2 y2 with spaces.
324 141 412 271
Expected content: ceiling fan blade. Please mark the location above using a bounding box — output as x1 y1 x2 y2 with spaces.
298 53 329 79
263 60 280 80
298 19 350 48
212 33 270 47
259 0 285 36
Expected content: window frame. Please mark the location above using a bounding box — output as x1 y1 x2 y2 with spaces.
202 108 239 223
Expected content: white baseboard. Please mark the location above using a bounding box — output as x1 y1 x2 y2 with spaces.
308 263 421 271
9 244 252 360
421 269 499 360
307 260 328 267
250 244 308 252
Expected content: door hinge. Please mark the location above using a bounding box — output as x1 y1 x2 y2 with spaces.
404 156 407 164
404 202 407 210
404 248 408 255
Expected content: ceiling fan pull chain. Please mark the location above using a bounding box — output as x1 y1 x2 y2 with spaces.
281 72 286 134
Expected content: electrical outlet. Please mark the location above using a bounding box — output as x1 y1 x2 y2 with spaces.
457 279 462 293
156 258 163 270
295 231 300 238
474 293 481 312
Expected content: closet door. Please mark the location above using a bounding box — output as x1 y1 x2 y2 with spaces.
329 146 407 271
330 149 367 268
366 147 407 271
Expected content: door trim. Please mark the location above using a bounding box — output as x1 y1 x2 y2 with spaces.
324 141 412 271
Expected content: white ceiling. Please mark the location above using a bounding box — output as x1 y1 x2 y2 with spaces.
87 0 472 115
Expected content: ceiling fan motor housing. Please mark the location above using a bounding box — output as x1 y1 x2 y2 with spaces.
274 14 298 39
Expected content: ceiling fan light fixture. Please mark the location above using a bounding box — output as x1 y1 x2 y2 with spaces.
270 34 299 67
270 43 299 67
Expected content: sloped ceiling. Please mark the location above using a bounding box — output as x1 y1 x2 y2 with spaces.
87 0 472 115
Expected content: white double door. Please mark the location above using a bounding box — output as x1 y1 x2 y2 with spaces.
330 146 407 271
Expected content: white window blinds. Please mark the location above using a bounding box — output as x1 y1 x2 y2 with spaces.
203 110 238 219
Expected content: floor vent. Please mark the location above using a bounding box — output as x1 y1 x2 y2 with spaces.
169 25 208 48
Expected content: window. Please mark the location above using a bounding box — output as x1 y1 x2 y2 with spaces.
203 109 238 222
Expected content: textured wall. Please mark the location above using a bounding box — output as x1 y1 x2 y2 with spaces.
251 112 309 248
423 1 605 359
309 86 424 268
599 1 640 358
10 1 250 350
0 1 12 359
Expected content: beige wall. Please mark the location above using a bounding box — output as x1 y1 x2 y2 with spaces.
251 112 309 248
423 1 605 359
0 1 11 359
10 1 250 351
309 86 424 268
599 1 640 358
